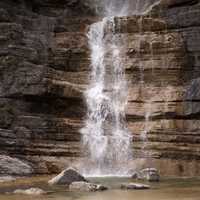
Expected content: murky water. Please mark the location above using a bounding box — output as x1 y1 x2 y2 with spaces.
0 176 200 200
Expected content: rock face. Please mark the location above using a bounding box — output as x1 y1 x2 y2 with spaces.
0 0 95 174
48 168 86 185
160 0 199 7
123 0 200 177
0 0 200 177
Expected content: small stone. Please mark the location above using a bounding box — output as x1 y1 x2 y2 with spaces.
13 188 47 195
48 167 86 185
69 181 108 192
121 183 150 190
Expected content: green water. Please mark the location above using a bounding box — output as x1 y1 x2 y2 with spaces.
0 176 200 200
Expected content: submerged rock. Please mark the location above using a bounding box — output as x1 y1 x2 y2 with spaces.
13 188 47 195
121 183 150 190
48 167 86 185
69 181 108 192
138 168 160 182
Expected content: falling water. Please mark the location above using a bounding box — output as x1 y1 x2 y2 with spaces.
81 18 132 176
81 0 159 176
80 0 133 176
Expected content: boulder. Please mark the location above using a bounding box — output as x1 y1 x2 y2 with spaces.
48 167 86 185
138 168 160 182
69 181 108 192
13 188 47 195
0 176 16 183
131 171 139 179
121 183 150 190
0 155 33 175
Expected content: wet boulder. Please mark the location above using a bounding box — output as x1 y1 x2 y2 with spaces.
138 168 160 182
131 171 139 179
48 167 86 185
0 155 33 175
69 181 108 192
121 183 150 190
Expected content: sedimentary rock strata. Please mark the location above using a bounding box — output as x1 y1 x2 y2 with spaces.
0 0 200 176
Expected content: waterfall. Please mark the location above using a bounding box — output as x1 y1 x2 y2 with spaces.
85 0 159 16
81 17 132 176
80 0 159 176
80 0 133 176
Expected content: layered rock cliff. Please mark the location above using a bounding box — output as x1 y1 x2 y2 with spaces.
0 0 95 174
0 0 200 176
125 0 200 176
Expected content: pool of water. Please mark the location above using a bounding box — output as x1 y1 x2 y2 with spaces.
0 176 200 200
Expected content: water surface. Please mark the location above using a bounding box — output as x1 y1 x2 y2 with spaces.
0 176 200 200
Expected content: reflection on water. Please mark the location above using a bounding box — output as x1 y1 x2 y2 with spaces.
0 176 200 200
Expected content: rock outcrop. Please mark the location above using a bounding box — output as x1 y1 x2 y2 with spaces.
0 0 200 177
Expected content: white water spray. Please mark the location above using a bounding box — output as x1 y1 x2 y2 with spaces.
81 0 158 176
81 19 132 176
81 0 133 176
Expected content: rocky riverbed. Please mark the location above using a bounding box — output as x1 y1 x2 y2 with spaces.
0 175 200 200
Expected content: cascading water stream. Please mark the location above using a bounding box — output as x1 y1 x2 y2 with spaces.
81 17 132 176
80 0 159 177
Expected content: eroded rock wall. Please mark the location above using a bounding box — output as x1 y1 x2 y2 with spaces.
121 0 200 176
0 0 95 174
